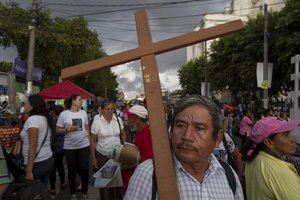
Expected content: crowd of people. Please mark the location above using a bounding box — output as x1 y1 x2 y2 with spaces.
0 94 299 199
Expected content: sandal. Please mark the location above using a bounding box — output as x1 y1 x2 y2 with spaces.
82 194 88 200
49 190 56 196
61 183 66 190
70 194 77 200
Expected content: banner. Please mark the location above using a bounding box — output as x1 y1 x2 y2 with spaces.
13 58 42 83
256 63 273 88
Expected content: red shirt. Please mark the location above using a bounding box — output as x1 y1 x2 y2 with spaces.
123 125 153 193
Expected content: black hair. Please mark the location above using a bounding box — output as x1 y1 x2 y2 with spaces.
264 108 273 116
54 105 64 116
65 94 80 110
241 134 276 162
28 94 54 132
171 95 222 140
242 109 249 116
100 98 115 109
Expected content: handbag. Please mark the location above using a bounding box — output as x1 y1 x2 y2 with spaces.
10 124 49 162
10 140 23 160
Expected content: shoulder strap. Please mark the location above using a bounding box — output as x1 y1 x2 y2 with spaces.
222 132 234 167
35 124 49 157
116 117 123 144
152 166 157 200
218 159 236 195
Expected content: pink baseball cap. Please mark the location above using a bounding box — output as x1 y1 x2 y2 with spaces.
249 117 300 144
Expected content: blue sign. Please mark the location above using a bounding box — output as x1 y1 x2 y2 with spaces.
13 58 42 83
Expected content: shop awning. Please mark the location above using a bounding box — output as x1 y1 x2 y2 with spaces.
38 80 95 100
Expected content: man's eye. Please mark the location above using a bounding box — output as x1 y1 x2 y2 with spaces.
176 123 185 128
195 126 205 132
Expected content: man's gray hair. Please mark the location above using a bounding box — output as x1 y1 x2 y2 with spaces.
171 95 222 139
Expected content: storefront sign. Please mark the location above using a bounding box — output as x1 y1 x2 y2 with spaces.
13 58 42 83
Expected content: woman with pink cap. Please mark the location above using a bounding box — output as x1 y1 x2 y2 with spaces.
242 117 300 200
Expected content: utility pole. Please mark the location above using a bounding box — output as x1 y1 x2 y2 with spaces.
26 0 38 96
263 3 269 108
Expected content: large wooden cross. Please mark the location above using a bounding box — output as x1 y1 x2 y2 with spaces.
61 10 244 199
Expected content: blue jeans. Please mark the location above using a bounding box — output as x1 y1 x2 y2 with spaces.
32 156 54 187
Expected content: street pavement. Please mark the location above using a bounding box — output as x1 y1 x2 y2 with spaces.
49 161 99 200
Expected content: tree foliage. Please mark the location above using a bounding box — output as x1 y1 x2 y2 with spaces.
178 0 300 105
178 56 208 96
0 1 118 98
209 14 267 103
0 62 12 72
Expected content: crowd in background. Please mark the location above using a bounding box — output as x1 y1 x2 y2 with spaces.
0 95 299 199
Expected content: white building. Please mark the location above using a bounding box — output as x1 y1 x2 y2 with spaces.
187 0 285 61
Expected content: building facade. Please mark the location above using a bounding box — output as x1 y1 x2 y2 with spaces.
187 0 285 61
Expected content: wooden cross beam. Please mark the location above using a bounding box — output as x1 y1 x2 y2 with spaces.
61 10 244 199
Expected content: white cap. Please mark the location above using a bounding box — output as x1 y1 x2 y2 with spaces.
124 105 148 118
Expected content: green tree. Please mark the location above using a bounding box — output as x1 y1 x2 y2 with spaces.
272 0 300 97
74 69 118 100
208 0 300 105
0 62 13 72
208 14 267 103
0 1 118 98
178 56 208 96
169 89 184 98
177 0 300 107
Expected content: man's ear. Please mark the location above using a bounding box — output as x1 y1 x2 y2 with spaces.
215 129 223 148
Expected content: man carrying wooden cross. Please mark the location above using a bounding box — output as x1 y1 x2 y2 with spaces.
124 95 244 199
61 10 244 199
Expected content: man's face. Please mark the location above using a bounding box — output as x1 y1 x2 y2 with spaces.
171 105 222 165
128 115 138 132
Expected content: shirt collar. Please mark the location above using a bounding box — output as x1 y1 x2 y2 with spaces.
259 151 295 165
174 154 224 180
100 114 118 121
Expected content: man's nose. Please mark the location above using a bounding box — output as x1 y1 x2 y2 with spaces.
182 126 194 140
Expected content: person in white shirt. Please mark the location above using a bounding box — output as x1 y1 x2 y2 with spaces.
56 94 90 200
90 98 126 200
20 94 53 186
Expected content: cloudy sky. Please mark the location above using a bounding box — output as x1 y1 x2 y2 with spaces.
0 0 230 99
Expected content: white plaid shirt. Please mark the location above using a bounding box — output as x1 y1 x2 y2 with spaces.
124 154 244 200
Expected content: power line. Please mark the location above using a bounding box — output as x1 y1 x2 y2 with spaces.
41 0 220 8
91 21 199 27
89 24 194 31
93 26 186 34
44 0 228 13
101 36 137 45
57 2 284 23
48 0 228 19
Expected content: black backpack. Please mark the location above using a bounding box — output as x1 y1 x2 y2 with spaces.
1 146 51 200
3 177 51 200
